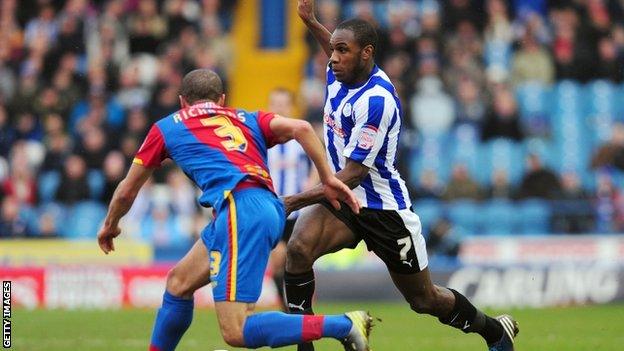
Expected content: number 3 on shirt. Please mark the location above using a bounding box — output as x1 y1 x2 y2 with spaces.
201 116 248 152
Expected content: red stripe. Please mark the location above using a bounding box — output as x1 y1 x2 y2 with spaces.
302 315 324 342
179 107 275 192
225 199 233 300
149 344 161 351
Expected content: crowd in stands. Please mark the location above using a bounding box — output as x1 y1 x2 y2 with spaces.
1 1 623 253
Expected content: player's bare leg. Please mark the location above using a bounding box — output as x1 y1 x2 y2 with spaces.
150 240 211 351
390 268 518 350
166 239 212 298
268 241 288 310
286 204 358 274
285 204 358 351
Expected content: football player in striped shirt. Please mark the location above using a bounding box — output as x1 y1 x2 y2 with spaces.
283 1 519 351
96 69 374 350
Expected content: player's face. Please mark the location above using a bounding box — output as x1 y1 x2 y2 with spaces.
329 29 369 84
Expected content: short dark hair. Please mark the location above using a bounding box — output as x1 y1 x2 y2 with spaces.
336 18 378 54
180 69 223 104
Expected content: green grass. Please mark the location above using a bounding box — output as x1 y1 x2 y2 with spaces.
12 302 624 350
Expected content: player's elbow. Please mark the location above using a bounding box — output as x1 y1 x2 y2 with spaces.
292 120 314 140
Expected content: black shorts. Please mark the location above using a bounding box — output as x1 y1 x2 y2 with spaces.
319 200 429 274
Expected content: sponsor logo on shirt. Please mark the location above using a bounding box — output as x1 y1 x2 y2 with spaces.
357 125 377 150
323 114 346 138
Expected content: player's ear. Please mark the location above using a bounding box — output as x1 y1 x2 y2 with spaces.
362 44 374 61
217 94 226 106
179 95 189 108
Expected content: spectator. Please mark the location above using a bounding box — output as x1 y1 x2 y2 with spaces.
486 169 514 199
410 76 455 135
55 154 90 204
75 127 110 170
481 87 524 141
414 169 444 200
518 154 562 199
0 196 37 237
102 151 126 204
0 106 16 158
595 36 624 82
454 76 485 125
14 112 43 141
41 134 70 172
2 145 37 206
511 31 555 86
590 122 624 171
442 163 482 201
553 171 594 234
595 172 624 232
127 0 167 54
70 89 125 134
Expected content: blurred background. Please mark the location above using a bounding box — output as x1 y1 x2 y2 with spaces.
1 0 624 314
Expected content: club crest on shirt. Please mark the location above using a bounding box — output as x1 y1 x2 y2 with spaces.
357 125 377 150
342 103 352 117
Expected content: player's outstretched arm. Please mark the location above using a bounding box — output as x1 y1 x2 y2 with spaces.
283 159 369 214
269 115 360 213
97 163 153 254
298 0 332 57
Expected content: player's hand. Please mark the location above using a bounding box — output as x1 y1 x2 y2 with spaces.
297 0 317 23
322 176 361 214
282 196 295 217
97 224 122 254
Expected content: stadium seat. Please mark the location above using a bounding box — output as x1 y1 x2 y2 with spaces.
448 124 481 180
38 171 60 204
446 200 481 236
409 133 451 184
63 201 107 239
478 138 525 185
586 80 617 147
411 198 444 236
515 82 551 136
517 199 551 235
481 199 517 236
87 170 105 200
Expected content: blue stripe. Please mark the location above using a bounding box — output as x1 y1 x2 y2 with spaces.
375 112 406 209
260 0 286 48
278 144 286 195
327 86 350 171
361 174 382 209
348 95 385 162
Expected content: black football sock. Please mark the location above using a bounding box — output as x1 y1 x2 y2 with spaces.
439 288 504 345
284 269 315 314
284 270 316 351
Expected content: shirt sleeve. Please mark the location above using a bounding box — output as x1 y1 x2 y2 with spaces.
257 111 279 148
343 95 394 168
133 124 168 168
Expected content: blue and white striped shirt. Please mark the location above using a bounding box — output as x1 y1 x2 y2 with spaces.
323 64 411 210
267 140 312 218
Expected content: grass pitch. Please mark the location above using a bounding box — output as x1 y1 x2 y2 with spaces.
13 302 624 350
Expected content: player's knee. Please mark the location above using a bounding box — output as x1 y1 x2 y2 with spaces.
407 290 438 315
165 267 194 298
286 238 314 269
220 326 245 347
